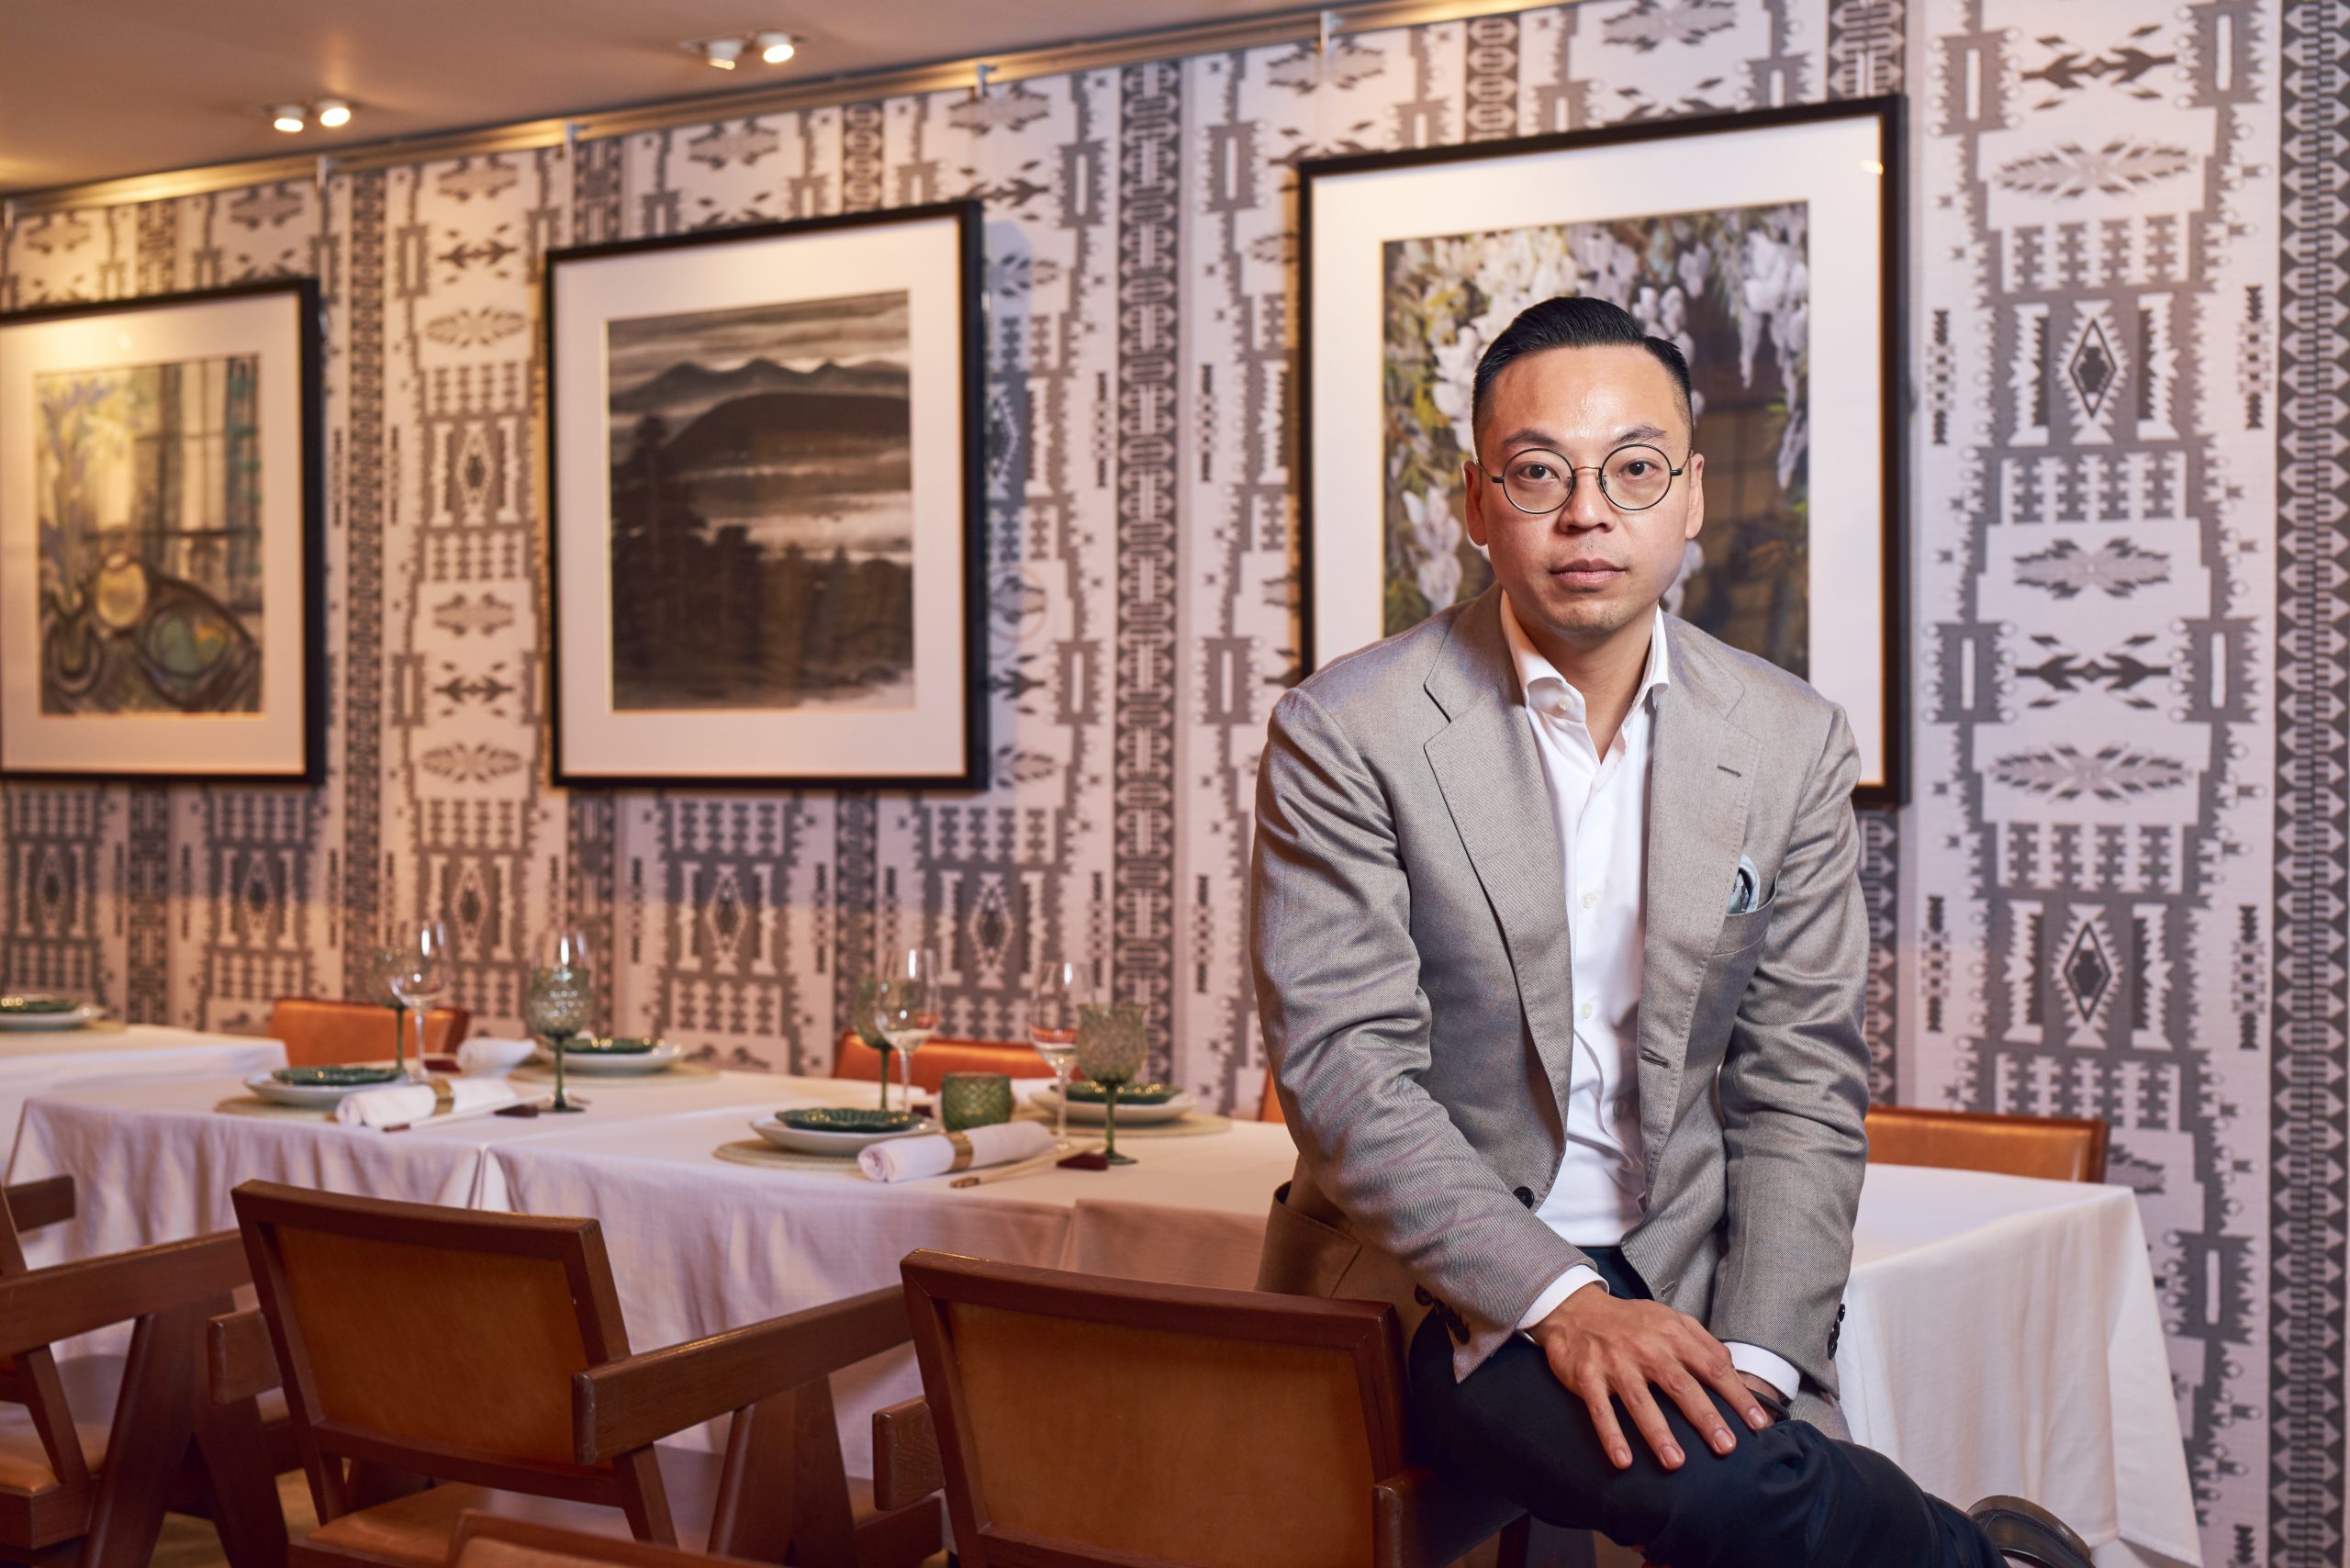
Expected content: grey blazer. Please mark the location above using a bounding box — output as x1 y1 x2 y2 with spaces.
1251 587 1868 1407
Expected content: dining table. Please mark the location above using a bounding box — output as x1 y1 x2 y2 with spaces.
6 1066 2199 1566
0 1020 287 1152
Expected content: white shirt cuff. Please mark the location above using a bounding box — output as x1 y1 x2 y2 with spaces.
1516 1265 1606 1331
1725 1341 1799 1402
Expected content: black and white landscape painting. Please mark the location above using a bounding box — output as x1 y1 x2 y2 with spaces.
603 289 912 711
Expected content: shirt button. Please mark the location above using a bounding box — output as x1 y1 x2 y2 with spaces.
1580 890 1598 910
1578 1001 1595 1021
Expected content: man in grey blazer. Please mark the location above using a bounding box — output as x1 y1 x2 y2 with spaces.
1252 297 2089 1567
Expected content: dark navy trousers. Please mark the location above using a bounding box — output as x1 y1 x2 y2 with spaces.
1405 1249 2006 1568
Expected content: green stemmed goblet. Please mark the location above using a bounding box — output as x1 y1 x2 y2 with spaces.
1074 1001 1147 1166
854 977 894 1111
365 944 409 1078
525 962 592 1114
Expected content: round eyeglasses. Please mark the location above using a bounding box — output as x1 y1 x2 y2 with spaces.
1474 443 1689 515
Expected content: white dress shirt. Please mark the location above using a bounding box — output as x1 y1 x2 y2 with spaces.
1499 593 1799 1402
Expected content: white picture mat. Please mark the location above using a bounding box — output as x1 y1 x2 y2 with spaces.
1309 115 1890 787
551 214 970 779
0 291 310 775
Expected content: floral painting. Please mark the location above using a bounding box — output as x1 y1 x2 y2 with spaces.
1381 201 1810 674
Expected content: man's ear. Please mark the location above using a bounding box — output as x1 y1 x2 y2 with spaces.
1681 450 1706 543
1462 455 1490 549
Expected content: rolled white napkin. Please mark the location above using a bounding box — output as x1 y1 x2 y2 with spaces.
334 1076 520 1130
456 1036 537 1077
857 1119 1053 1183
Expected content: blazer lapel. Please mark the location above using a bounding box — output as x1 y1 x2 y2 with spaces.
1423 595 1577 1106
1636 622 1760 1175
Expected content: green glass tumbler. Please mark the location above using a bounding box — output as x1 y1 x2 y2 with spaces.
940 1072 1013 1132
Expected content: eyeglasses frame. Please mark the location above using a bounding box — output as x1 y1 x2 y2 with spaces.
1472 442 1692 516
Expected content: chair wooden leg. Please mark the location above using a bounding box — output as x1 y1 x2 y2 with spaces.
80 1305 199 1568
1494 1515 1533 1568
190 1383 290 1568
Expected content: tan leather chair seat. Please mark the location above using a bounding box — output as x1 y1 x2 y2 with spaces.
299 1449 721 1568
0 1356 123 1493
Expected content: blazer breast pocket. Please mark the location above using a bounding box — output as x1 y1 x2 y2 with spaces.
1711 893 1776 958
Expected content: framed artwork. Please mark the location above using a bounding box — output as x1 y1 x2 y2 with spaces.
0 279 324 781
545 201 987 789
1299 98 1904 804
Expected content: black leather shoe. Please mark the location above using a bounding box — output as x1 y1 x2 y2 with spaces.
1968 1495 2094 1568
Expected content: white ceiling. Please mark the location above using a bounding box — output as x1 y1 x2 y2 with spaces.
0 0 1302 196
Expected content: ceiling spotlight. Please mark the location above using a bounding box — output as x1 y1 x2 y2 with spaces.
269 104 307 133
755 29 796 64
316 98 352 129
694 36 743 69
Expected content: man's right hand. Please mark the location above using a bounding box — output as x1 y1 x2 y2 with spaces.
1528 1284 1772 1472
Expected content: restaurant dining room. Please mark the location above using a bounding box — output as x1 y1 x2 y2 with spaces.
0 1 2336 1565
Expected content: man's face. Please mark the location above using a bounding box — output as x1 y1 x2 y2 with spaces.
1461 343 1704 655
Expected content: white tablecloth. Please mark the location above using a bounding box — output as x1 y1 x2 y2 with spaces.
0 1023 286 1154
4 1068 809 1269
481 1092 2197 1563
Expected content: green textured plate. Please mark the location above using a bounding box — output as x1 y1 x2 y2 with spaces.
0 995 82 1014
273 1064 404 1087
571 1036 661 1055
1060 1080 1180 1105
777 1107 920 1134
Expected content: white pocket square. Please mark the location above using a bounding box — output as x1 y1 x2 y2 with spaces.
1729 855 1763 914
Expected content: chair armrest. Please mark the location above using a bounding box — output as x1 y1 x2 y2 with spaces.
870 1397 943 1512
207 1307 281 1403
1372 1463 1528 1568
0 1232 248 1357
573 1285 909 1463
4 1175 74 1235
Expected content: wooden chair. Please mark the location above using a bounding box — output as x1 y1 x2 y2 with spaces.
1259 1071 1285 1124
229 1180 939 1568
1863 1105 2109 1184
0 1178 283 1568
269 998 473 1069
899 1249 1529 1568
832 1031 1056 1093
448 1511 768 1568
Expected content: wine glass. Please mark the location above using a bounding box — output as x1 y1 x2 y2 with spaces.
385 921 451 1082
525 946 592 1114
869 946 939 1114
854 977 895 1111
1028 959 1085 1150
364 943 408 1076
1074 1000 1147 1166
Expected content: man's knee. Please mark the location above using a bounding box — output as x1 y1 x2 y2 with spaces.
1647 1417 1840 1567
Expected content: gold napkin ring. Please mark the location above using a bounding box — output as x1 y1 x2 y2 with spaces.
946 1132 975 1172
429 1079 454 1114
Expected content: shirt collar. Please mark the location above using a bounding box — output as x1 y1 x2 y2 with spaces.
1497 593 1671 722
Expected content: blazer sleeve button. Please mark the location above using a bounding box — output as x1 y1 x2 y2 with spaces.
1513 1186 1535 1208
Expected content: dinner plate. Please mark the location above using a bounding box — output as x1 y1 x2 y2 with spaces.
244 1068 409 1109
0 1001 103 1033
532 1038 683 1075
1029 1086 1198 1125
750 1112 936 1157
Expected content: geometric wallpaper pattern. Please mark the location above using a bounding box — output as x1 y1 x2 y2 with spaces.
2 5 2343 1562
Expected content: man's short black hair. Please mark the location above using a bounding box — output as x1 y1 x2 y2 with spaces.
1470 295 1695 445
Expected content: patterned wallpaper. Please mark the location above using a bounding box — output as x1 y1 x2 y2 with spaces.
0 3 2343 1562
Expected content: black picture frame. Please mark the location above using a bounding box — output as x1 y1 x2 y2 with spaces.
0 277 326 784
1297 97 1906 807
543 199 988 790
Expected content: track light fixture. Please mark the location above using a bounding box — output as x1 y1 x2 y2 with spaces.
264 99 356 135
684 29 798 71
316 98 352 129
269 105 306 134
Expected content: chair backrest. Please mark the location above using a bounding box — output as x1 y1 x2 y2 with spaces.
0 1178 91 1518
269 998 472 1068
230 1181 674 1540
1864 1105 2109 1183
833 1032 1056 1092
1258 1070 1285 1124
901 1249 1405 1568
